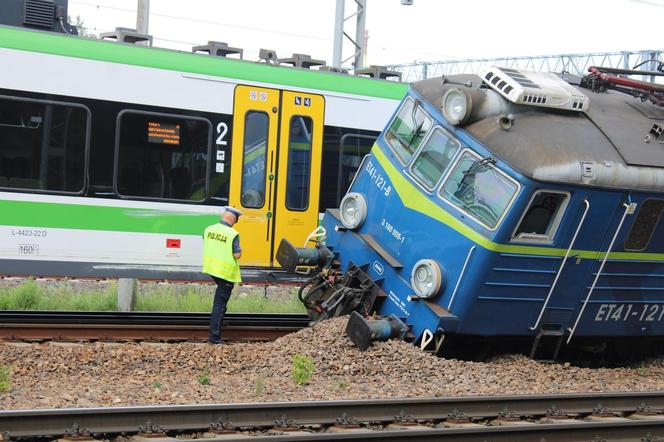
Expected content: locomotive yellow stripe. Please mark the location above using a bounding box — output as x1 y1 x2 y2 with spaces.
372 145 664 262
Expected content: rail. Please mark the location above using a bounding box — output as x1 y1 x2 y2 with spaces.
567 202 634 343
0 311 310 341
447 245 475 312
4 392 664 440
530 198 590 331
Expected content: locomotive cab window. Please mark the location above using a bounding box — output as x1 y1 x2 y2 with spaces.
409 126 460 190
384 97 432 165
440 151 519 230
286 116 313 210
512 191 569 242
240 111 269 208
625 199 664 251
0 96 88 193
116 111 211 201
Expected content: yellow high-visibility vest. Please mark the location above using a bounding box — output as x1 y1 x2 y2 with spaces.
202 223 241 282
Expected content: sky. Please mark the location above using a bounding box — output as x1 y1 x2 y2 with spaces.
67 0 663 68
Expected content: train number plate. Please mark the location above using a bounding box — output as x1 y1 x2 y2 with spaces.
594 303 664 323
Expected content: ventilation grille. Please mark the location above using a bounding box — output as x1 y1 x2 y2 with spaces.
23 0 55 28
479 66 589 112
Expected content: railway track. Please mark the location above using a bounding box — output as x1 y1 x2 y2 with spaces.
3 392 664 440
0 311 310 342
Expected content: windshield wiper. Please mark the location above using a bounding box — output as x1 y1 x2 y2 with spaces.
404 99 426 152
456 156 496 193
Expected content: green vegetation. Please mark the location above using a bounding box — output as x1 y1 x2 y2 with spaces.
0 281 305 314
0 280 117 311
291 354 315 385
0 365 11 392
152 380 162 389
197 369 211 386
255 375 266 397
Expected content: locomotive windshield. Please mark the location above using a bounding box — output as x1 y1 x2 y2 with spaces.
409 127 460 189
384 98 432 164
440 152 518 229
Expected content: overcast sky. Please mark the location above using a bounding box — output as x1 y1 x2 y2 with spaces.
68 0 663 68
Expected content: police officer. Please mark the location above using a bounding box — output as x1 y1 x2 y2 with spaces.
202 206 242 344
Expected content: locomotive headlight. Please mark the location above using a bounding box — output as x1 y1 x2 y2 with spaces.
442 88 472 126
339 192 368 230
410 259 443 298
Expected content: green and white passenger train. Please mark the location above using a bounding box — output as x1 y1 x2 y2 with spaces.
0 24 407 281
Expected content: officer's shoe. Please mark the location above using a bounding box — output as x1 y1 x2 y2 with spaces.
207 339 225 344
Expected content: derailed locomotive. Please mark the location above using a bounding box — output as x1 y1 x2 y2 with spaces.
278 64 664 358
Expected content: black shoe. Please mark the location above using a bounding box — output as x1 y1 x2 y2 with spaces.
207 339 224 344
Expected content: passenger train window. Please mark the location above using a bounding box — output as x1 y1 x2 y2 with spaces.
336 132 376 206
512 191 569 242
286 116 313 211
240 111 268 208
624 199 664 251
384 98 432 165
440 151 518 229
409 127 459 190
0 97 87 193
116 111 210 201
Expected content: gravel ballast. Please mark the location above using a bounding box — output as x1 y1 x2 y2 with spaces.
2 317 664 410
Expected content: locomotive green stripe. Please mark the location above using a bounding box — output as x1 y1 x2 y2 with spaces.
0 26 408 101
0 199 216 235
372 145 664 262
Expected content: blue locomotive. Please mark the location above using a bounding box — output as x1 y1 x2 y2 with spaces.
277 65 664 358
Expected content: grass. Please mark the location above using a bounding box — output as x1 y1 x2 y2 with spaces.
197 369 211 385
255 375 266 397
0 365 10 392
0 280 117 311
0 280 305 314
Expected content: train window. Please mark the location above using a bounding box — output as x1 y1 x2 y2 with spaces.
624 199 664 251
440 151 519 229
116 111 210 201
286 116 313 211
240 111 269 208
384 97 432 165
0 96 87 193
512 191 569 242
409 127 460 190
336 132 376 206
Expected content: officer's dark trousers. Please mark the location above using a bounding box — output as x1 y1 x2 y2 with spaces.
209 276 234 343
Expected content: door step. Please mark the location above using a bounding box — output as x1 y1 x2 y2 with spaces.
529 324 564 361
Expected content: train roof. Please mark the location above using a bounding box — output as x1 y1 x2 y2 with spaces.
0 25 408 101
414 74 664 193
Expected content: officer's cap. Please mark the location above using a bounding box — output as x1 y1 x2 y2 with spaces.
223 206 243 218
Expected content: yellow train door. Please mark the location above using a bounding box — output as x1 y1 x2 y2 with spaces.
229 85 280 266
272 91 324 262
229 86 324 268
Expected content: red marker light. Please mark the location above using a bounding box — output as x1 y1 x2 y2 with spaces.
166 239 181 248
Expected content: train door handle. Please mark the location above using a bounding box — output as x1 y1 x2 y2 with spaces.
266 211 273 219
268 173 274 181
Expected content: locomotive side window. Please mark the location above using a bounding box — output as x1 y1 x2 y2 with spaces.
285 116 313 211
0 96 87 193
384 98 432 165
512 191 569 242
116 111 210 201
624 199 664 251
409 127 460 190
240 111 269 208
440 151 518 229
